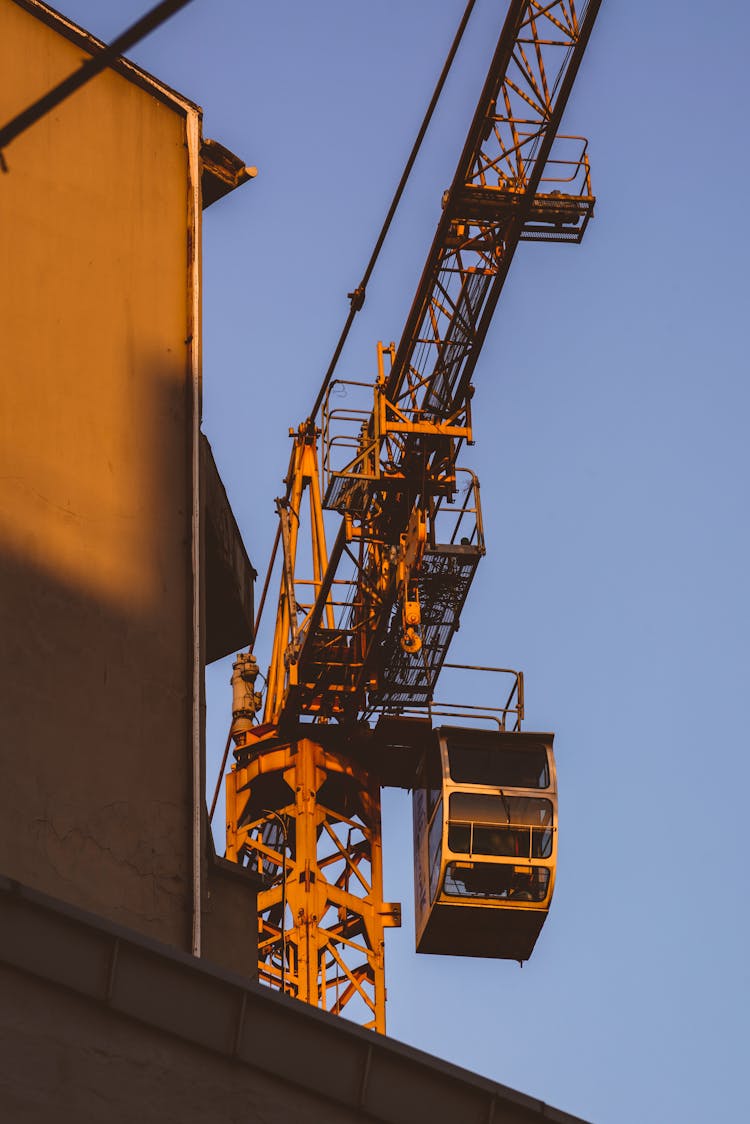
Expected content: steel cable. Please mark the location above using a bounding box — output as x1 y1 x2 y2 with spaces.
308 0 478 423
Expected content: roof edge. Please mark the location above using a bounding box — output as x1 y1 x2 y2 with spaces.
201 137 257 208
10 0 201 117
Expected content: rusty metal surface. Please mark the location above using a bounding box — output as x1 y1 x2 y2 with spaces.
200 137 256 208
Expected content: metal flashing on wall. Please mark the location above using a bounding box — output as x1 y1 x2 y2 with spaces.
203 435 256 663
201 138 257 208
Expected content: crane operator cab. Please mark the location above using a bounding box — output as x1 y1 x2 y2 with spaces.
412 726 557 962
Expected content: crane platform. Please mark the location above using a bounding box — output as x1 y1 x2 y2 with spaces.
368 542 482 710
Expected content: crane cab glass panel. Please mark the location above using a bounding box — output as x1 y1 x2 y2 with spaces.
412 726 556 961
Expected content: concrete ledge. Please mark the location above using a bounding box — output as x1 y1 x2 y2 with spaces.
0 876 590 1124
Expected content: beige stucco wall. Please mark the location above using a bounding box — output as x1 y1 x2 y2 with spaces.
0 0 198 949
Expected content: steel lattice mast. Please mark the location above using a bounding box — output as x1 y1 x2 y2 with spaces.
227 0 601 1033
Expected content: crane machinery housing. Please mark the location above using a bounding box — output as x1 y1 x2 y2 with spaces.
224 0 601 1034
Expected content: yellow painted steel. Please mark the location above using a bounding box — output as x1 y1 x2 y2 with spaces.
264 425 333 723
226 735 400 1032
224 0 602 1032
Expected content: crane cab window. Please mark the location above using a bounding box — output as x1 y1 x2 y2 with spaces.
444 862 550 903
447 792 553 859
447 740 549 789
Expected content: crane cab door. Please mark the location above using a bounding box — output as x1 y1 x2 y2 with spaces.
412 726 557 962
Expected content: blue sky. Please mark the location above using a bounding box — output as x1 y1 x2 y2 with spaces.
45 3 750 1120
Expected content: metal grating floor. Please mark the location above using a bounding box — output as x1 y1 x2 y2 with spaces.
369 544 481 710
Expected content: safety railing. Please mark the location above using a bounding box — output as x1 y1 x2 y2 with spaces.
429 469 485 553
462 134 593 243
447 820 554 862
390 665 524 730
522 135 594 242
483 133 591 195
536 134 592 195
321 378 379 508
321 371 475 514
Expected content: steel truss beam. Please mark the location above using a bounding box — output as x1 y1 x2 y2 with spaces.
281 0 600 726
228 0 601 1034
226 737 400 1032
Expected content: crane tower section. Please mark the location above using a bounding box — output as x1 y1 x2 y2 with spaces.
227 0 601 1034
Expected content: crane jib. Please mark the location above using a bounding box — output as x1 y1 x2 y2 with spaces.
284 0 600 726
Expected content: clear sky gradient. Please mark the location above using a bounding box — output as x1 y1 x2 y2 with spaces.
40 3 750 1121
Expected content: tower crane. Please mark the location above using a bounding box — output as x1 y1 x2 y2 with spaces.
224 0 601 1034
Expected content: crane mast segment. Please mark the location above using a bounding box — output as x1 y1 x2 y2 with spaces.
226 0 601 1032
228 736 400 1028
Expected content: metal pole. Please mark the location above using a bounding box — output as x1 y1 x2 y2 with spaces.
263 809 288 995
